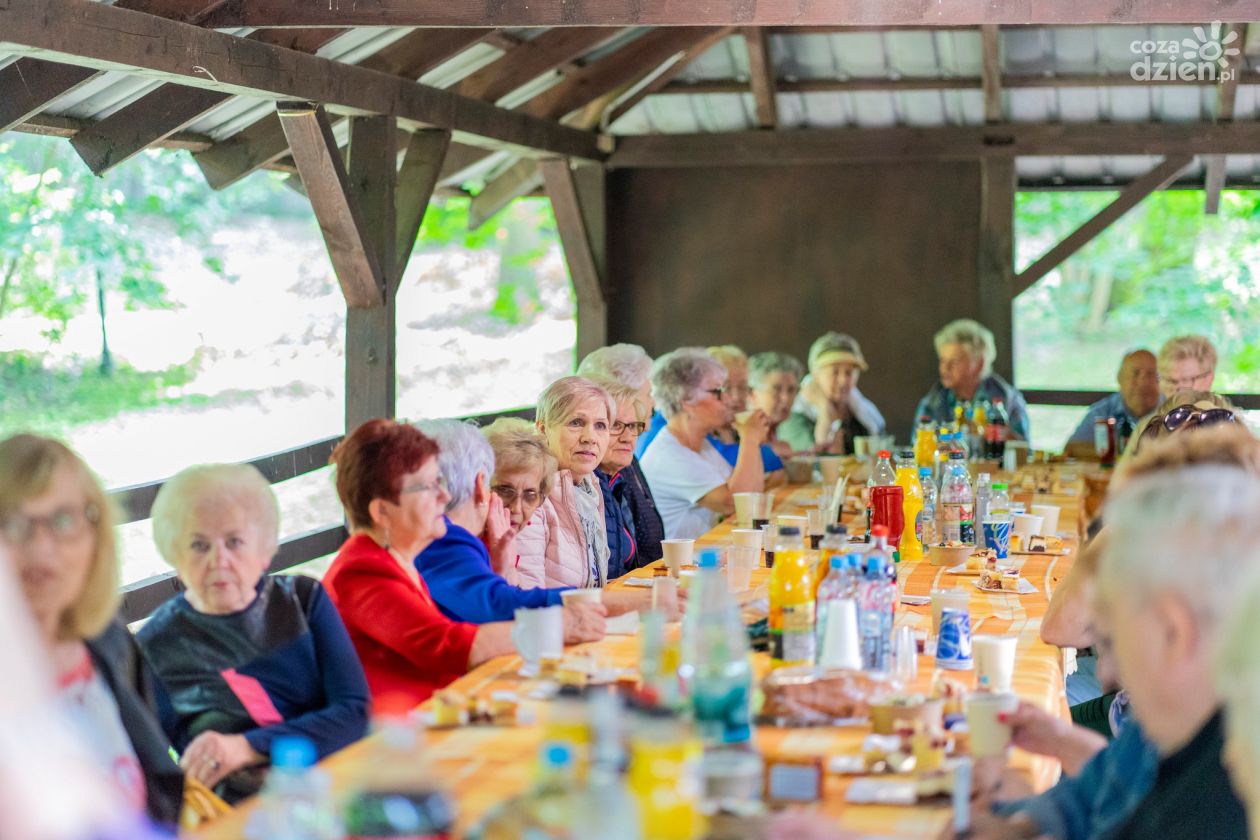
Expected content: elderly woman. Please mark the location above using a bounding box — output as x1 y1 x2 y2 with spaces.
1157 334 1218 399
577 344 666 563
748 351 805 458
588 375 650 578
516 376 614 589
139 462 368 802
413 419 608 639
640 348 771 540
325 419 523 707
913 318 1029 442
1119 389 1236 460
780 332 886 455
0 434 183 825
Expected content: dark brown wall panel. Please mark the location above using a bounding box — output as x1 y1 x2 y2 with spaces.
605 161 985 438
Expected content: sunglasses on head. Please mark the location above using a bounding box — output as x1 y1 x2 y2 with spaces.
1140 403 1236 441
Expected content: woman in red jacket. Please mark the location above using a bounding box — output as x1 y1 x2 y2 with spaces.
323 419 603 707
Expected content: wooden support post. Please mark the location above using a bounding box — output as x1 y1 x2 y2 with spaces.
1014 154 1194 295
542 159 607 361
1204 23 1248 214
744 28 779 129
979 158 1015 382
980 25 1003 123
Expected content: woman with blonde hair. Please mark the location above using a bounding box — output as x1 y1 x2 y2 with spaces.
0 433 183 825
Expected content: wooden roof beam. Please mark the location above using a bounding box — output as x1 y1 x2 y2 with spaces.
607 27 734 125
0 58 100 133
1204 23 1248 214
195 1 1260 28
1015 155 1194 294
457 28 623 103
980 25 1002 123
655 72 1258 96
0 0 603 160
743 28 778 129
358 28 493 79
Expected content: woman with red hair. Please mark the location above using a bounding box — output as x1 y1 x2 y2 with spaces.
323 419 601 706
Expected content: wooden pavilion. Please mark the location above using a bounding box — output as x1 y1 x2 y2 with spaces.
3 0 1259 617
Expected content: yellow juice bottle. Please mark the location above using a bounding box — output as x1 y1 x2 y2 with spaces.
627 712 706 840
914 425 937 470
895 459 924 562
769 526 816 668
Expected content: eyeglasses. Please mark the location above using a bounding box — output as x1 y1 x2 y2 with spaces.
703 386 728 400
0 503 100 545
491 485 542 506
610 420 647 437
1140 404 1236 442
1158 369 1213 390
400 475 447 496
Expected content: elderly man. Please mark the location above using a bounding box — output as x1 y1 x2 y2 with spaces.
1064 350 1159 456
780 332 885 455
914 318 1029 442
1157 334 1217 399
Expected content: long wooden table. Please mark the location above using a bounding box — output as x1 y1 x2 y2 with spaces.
192 466 1083 839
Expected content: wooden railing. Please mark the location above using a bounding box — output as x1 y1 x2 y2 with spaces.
115 406 534 623
1023 389 1260 410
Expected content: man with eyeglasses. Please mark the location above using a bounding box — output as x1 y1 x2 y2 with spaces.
1156 335 1217 400
1065 350 1160 456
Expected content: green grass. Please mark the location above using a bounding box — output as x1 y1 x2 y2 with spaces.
0 351 203 437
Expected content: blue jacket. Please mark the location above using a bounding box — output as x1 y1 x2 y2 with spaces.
597 468 641 579
416 519 565 623
993 718 1159 840
635 410 784 471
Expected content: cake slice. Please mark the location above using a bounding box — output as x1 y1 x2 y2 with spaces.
1000 569 1021 592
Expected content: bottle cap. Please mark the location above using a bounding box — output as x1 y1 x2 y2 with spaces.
697 549 720 569
919 467 932 476
992 482 1007 490
542 741 574 768
825 523 848 535
830 555 844 569
865 556 882 574
871 524 889 538
271 735 316 770
778 525 801 537
949 450 965 459
878 449 892 459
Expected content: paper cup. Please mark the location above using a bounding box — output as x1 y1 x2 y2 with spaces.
806 508 826 536
1031 504 1060 537
819 599 862 670
730 528 765 549
973 635 1018 693
1011 514 1044 546
733 492 760 528
965 692 1020 758
819 456 845 484
661 539 694 577
853 437 874 459
560 587 603 607
727 545 759 592
776 514 808 531
511 605 564 676
982 519 1011 560
931 588 971 638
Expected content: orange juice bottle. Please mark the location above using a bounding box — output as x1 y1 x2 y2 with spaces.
894 455 924 562
914 421 937 470
769 526 816 668
627 710 706 839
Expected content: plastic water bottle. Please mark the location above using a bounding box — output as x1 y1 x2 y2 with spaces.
941 452 975 544
974 473 992 548
990 482 1011 521
679 549 754 746
934 429 954 484
247 736 337 840
859 533 895 672
919 467 939 548
815 555 849 655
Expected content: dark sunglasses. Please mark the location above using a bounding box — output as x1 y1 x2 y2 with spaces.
1141 404 1236 441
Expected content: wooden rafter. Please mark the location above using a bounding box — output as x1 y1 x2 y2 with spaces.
980 25 1002 123
278 103 386 309
606 27 734 126
608 123 1260 167
743 28 778 129
358 28 492 78
1204 23 1249 214
1015 155 1194 295
394 130 452 274
196 0 1260 28
468 159 544 229
457 28 621 103
0 0 603 160
520 27 717 120
0 59 99 133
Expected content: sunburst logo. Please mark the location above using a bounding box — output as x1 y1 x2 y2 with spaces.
1182 21 1242 69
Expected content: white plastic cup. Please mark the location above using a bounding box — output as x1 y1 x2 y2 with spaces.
931 588 972 638
661 539 694 577
733 492 760 528
973 635 1019 693
560 588 603 607
819 599 862 670
806 507 826 537
511 605 564 676
776 514 808 530
965 692 1020 758
1031 504 1061 537
819 456 845 484
651 576 677 612
731 528 764 550
1011 514 1044 546
760 491 775 520
727 545 759 592
893 625 918 683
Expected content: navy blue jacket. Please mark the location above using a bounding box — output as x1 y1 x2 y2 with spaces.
598 468 642 579
417 519 565 623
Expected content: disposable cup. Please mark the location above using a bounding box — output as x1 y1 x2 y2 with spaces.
819 456 845 484
776 514 808 531
560 588 603 607
651 576 677 612
818 599 862 670
973 635 1018 693
806 508 826 536
730 528 765 549
931 588 971 638
1031 504 1060 537
965 692 1020 758
1011 514 1044 546
733 492 760 528
727 545 759 591
661 539 694 577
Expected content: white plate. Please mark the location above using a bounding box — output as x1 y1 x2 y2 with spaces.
945 563 984 576
972 578 1037 595
844 778 918 805
622 577 657 588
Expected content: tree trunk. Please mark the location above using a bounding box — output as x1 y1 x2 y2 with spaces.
96 268 113 376
1084 264 1114 333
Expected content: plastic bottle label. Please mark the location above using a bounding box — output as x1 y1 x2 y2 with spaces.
771 604 816 663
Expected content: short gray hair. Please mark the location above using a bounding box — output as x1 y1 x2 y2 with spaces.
749 351 805 389
1098 465 1260 633
1158 335 1218 374
576 344 653 391
651 347 726 419
934 318 996 377
151 463 279 567
414 419 495 510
